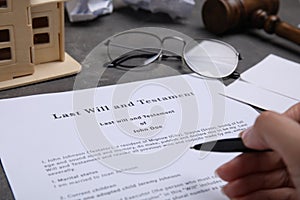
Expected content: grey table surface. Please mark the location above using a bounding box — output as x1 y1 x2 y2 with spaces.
0 0 300 199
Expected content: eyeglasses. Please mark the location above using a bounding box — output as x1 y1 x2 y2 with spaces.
105 31 240 78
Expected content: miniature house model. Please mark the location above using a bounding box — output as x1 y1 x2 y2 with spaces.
0 0 81 90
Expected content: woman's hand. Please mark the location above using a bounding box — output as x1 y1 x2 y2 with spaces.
216 103 300 200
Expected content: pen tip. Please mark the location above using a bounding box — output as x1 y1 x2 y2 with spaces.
190 146 194 149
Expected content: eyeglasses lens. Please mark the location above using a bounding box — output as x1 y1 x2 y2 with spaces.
108 32 162 68
184 39 239 78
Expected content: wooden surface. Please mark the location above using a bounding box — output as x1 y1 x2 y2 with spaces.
0 0 300 199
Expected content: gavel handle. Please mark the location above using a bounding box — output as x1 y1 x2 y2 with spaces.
274 21 300 45
252 10 300 45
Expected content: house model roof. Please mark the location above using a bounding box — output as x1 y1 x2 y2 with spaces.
30 0 66 6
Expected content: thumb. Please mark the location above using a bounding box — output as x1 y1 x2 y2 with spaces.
283 102 300 123
242 111 300 190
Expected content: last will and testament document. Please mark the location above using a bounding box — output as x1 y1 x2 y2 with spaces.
0 74 258 200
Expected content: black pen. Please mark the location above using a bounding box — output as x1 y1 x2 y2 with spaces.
190 138 272 153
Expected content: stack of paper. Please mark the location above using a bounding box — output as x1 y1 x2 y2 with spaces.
223 54 300 113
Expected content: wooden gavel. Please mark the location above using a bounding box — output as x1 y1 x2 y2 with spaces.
202 0 300 45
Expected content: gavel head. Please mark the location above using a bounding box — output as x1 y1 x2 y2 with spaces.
202 0 280 34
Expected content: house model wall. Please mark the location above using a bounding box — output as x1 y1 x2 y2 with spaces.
0 0 78 85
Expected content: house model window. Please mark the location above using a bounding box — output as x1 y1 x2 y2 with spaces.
0 29 9 42
0 47 11 60
0 28 12 61
0 0 7 8
34 33 50 44
32 16 49 29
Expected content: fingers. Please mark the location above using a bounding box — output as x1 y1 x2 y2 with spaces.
241 107 300 150
222 168 293 198
241 110 300 195
242 111 300 166
227 188 297 200
217 103 300 200
283 102 300 123
216 152 285 182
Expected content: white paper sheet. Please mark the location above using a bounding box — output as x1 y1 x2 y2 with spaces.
223 54 300 112
0 74 258 200
241 54 300 101
224 80 298 113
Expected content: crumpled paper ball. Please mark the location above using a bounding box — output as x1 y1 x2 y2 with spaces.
123 0 195 19
66 0 113 22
